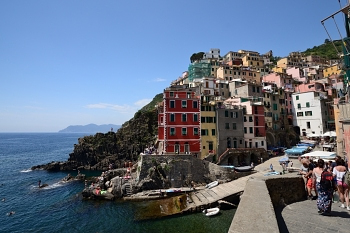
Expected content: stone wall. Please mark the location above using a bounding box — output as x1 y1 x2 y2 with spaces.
136 155 237 189
229 175 306 233
265 175 306 207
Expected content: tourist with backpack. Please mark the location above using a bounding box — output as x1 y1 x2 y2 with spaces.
312 159 334 215
333 158 350 210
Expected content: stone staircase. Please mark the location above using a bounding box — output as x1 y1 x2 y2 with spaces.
125 182 133 196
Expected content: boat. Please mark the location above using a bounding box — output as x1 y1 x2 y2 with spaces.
205 181 218 189
234 166 253 172
264 171 280 176
202 207 220 217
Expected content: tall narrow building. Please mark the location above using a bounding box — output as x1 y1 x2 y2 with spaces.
157 85 201 155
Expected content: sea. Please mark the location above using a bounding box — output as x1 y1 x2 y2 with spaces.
0 133 235 233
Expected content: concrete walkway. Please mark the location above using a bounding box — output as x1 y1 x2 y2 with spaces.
278 198 350 233
256 154 350 233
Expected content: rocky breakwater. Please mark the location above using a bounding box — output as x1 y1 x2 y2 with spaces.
81 154 241 201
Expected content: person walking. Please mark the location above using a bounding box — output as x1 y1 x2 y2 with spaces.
333 158 349 210
313 159 333 215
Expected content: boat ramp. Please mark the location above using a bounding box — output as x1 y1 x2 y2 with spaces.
183 175 251 213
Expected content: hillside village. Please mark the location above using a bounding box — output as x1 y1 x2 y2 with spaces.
154 47 350 166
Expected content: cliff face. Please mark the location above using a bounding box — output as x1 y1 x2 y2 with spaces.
32 93 163 171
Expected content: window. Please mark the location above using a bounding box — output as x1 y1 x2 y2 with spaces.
232 123 237 130
170 92 174 97
170 100 175 108
182 113 187 122
170 113 175 122
249 127 253 133
255 142 258 148
305 111 312 116
257 87 260 93
273 104 278 111
201 129 208 135
252 86 256 92
182 100 187 108
232 112 238 118
194 128 198 135
211 129 216 136
249 116 253 122
244 127 247 133
225 111 229 117
193 114 198 122
307 122 311 129
297 103 301 109
170 128 175 136
225 123 230 129
296 95 299 100
208 142 213 150
182 128 187 135
244 116 247 122
193 101 198 109
297 112 303 117
306 102 310 108
261 141 264 146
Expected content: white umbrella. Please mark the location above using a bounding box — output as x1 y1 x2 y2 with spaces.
307 133 320 138
323 131 336 137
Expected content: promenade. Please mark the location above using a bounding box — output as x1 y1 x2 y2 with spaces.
254 154 350 233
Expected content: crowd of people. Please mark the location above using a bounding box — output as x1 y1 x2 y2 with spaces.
298 155 350 215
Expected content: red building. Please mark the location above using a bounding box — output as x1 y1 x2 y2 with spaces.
157 85 201 155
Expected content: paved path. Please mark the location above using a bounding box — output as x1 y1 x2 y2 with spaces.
278 198 350 233
257 153 350 233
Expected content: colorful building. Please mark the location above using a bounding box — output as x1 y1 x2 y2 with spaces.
157 85 201 155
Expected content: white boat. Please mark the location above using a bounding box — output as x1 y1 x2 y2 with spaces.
205 181 218 189
234 166 253 172
202 207 220 217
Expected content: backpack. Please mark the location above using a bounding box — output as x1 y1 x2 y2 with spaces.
320 170 335 190
343 171 350 186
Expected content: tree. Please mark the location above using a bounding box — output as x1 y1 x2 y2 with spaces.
190 52 205 63
324 39 330 44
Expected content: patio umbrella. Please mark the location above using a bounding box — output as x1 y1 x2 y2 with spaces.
307 133 320 138
323 131 336 137
279 156 289 164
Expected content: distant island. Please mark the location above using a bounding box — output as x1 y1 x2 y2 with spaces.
58 124 121 133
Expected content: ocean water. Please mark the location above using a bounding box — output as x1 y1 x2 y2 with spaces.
0 133 235 233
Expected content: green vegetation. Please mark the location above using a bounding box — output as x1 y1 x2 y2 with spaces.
302 39 342 59
190 52 205 63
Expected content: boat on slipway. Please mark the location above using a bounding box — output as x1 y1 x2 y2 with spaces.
205 181 218 189
202 207 220 217
234 166 253 172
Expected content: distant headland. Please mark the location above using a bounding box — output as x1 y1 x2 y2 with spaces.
58 124 121 133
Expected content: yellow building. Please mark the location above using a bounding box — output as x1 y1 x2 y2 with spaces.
200 103 217 159
272 66 286 73
241 53 264 69
216 65 261 84
323 64 342 77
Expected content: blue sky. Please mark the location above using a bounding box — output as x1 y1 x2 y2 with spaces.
0 0 348 132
